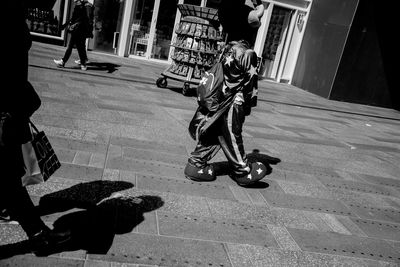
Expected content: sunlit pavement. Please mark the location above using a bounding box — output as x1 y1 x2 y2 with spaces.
1 42 400 266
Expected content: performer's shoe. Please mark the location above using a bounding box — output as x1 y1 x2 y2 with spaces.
184 162 216 182
230 162 267 186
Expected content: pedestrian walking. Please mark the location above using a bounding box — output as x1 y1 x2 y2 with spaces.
54 0 94 70
1 0 71 255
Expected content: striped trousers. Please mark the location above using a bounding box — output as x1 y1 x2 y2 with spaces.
188 102 250 176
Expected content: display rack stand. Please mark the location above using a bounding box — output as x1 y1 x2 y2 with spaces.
156 4 224 96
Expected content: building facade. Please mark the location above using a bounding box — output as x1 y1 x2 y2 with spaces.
31 0 397 110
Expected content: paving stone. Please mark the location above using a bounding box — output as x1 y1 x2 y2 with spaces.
137 211 158 235
274 162 342 179
349 218 400 241
110 136 187 156
57 163 104 181
88 233 232 267
0 223 27 245
96 102 153 115
288 228 400 263
0 255 84 267
320 213 352 235
136 174 235 200
244 190 269 206
107 157 183 179
122 147 187 166
269 207 317 230
103 169 121 181
260 192 355 216
229 244 395 267
158 211 279 247
317 178 400 198
122 188 212 218
358 174 400 190
301 211 334 232
266 224 301 251
347 203 400 224
334 215 368 237
89 153 107 168
73 151 92 165
276 180 334 199
55 147 76 163
229 186 252 204
224 243 254 267
328 187 394 209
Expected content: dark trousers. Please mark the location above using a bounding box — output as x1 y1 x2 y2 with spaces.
0 144 46 237
62 33 88 64
188 103 250 176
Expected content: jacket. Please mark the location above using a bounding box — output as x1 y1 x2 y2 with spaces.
189 41 259 141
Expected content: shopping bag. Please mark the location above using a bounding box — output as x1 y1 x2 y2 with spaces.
21 121 61 186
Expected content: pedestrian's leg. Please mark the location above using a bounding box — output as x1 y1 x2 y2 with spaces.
62 34 77 63
0 145 47 237
76 35 87 69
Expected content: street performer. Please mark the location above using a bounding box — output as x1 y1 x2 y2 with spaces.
184 0 268 186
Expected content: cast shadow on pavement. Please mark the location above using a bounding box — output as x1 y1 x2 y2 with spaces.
0 180 164 259
69 62 121 73
212 149 281 188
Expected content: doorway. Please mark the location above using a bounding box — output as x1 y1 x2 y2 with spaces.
260 6 293 80
90 0 125 54
128 0 178 60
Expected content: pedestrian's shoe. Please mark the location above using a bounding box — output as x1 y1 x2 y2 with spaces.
80 65 87 71
75 59 90 65
184 162 216 182
29 227 72 256
230 162 267 186
53 59 65 67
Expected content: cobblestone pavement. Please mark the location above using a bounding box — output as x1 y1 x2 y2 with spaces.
1 42 400 266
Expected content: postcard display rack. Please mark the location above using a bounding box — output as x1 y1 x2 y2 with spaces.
156 4 225 95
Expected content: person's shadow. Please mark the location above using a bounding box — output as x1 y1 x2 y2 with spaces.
0 180 164 258
212 149 281 188
86 62 121 73
70 62 121 73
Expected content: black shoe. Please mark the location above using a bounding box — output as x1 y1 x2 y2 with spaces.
230 162 267 186
30 228 71 256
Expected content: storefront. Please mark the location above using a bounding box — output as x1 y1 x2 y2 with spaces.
30 0 312 84
28 0 70 44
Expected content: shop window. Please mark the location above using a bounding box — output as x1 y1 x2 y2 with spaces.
185 0 201 5
27 0 66 37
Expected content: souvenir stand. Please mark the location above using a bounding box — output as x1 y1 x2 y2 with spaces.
156 4 225 96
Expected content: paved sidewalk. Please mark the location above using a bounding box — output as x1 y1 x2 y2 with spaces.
1 42 400 266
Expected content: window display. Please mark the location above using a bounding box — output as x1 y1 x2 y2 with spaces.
27 0 66 37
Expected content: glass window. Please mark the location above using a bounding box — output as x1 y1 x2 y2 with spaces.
27 0 66 37
185 0 201 5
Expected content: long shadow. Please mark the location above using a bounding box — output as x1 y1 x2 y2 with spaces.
86 62 121 73
212 150 281 188
68 62 121 73
0 181 164 258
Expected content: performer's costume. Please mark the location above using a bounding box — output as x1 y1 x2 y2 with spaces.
185 41 267 186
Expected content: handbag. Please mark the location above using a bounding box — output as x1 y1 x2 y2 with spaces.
21 121 61 186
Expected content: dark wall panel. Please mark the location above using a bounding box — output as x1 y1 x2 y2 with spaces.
291 0 358 98
330 0 391 107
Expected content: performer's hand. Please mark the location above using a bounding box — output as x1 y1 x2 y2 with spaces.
248 3 265 28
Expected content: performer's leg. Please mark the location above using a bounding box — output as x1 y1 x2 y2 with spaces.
219 103 267 185
185 136 220 182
